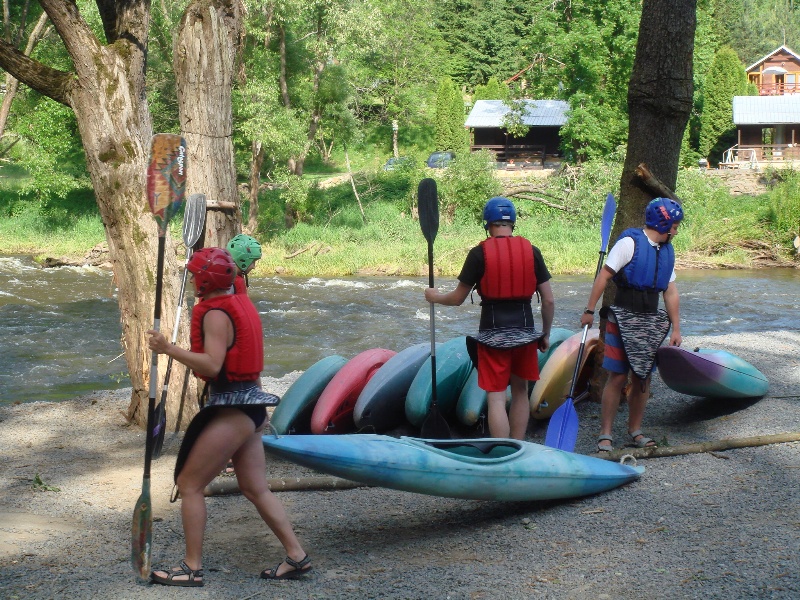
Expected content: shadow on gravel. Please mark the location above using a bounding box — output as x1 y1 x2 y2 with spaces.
661 395 763 424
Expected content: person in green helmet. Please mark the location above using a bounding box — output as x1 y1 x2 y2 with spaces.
222 235 262 475
227 234 262 294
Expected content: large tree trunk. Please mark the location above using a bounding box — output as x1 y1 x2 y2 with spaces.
590 0 697 401
0 0 187 428
175 0 243 251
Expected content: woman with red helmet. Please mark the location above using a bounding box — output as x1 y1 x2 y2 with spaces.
147 247 310 586
581 198 684 453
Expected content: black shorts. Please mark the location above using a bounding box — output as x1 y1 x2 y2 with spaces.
237 405 267 429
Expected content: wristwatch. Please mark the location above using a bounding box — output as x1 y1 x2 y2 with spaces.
583 309 595 315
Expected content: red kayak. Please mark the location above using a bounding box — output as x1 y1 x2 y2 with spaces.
310 348 397 434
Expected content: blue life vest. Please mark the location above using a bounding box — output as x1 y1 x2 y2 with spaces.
613 228 674 292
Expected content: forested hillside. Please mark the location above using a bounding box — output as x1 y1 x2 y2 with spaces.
1 0 799 215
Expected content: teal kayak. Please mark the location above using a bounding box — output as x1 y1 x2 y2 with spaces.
262 433 644 501
405 336 472 426
270 355 348 434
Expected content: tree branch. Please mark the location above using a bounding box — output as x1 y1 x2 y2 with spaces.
0 38 71 104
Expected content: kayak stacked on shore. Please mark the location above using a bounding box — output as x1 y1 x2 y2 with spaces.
270 328 599 436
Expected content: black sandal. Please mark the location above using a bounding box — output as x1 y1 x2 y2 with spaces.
150 560 204 587
260 554 312 580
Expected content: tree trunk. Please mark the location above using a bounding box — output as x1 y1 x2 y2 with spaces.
589 0 697 402
0 0 190 428
175 0 243 252
246 139 263 233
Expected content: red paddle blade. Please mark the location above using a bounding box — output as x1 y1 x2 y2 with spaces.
146 134 188 235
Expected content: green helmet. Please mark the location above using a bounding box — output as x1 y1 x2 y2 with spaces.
226 234 262 270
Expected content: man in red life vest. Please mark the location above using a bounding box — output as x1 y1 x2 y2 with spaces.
425 197 555 439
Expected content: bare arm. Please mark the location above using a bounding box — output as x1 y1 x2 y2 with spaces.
424 281 472 306
580 265 615 327
536 280 555 351
148 310 232 378
663 281 682 346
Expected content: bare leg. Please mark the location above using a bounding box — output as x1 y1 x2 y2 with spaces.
598 371 629 450
627 375 654 445
507 374 530 440
153 409 251 582
486 391 510 438
235 429 309 577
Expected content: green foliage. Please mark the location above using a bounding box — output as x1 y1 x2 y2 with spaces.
560 94 628 162
6 99 92 203
31 474 60 493
435 150 502 220
434 77 468 152
763 169 800 236
473 77 510 102
699 46 748 162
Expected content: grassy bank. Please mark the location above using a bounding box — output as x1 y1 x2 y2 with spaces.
1 160 798 276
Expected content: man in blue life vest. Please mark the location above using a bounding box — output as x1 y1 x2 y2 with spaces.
425 197 555 439
581 197 684 452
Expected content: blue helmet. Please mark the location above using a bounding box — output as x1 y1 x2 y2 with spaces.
482 197 516 230
645 198 684 234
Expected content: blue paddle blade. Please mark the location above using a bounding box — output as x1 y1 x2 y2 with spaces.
545 397 579 450
600 193 617 252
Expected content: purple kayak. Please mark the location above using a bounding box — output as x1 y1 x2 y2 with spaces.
656 346 768 399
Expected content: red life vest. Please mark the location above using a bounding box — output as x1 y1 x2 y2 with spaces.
233 274 247 295
478 236 536 301
190 293 264 382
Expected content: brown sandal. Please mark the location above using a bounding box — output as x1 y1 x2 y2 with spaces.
150 560 204 587
260 554 312 580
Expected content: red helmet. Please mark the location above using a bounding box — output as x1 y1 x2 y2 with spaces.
187 248 236 297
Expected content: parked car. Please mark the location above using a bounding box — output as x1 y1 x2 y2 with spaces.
426 151 455 168
382 156 413 171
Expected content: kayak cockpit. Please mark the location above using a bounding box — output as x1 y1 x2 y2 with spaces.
404 437 523 460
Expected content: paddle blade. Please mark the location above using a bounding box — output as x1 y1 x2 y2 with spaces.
600 193 617 253
420 405 450 439
418 178 439 244
183 193 207 249
131 478 152 581
147 134 188 235
544 397 579 451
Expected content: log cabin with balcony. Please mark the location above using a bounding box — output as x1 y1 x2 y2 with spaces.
722 45 800 168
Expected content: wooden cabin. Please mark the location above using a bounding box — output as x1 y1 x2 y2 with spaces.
721 46 800 168
746 45 800 95
464 99 568 168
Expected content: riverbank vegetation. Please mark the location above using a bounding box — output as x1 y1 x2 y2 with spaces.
2 154 798 276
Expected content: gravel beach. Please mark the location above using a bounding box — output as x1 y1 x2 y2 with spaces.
1 331 798 600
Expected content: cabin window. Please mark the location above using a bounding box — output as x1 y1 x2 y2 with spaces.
787 73 797 93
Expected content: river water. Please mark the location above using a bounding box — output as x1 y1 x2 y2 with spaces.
1 255 798 405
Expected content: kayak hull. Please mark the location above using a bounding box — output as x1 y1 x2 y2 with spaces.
530 329 600 419
656 346 769 399
354 343 432 432
270 355 347 434
405 336 473 426
262 434 644 501
311 348 397 434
